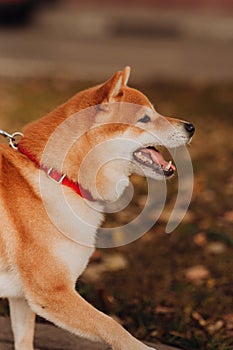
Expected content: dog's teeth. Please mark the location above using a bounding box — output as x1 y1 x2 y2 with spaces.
164 161 172 171
135 151 154 165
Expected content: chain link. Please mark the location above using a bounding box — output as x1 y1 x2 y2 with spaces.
0 129 24 150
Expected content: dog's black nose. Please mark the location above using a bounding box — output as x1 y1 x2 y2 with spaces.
184 122 195 136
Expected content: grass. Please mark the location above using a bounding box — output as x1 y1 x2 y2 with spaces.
0 77 232 349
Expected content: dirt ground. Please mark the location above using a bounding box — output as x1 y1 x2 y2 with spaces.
0 78 232 350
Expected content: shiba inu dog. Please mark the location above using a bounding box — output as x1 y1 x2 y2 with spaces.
0 67 194 350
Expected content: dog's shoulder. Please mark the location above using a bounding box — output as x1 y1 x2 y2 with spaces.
0 144 40 208
0 145 15 186
0 145 24 183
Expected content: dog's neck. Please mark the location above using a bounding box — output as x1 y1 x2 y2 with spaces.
17 144 95 202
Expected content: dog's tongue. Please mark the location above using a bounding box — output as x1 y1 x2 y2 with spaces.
141 147 176 171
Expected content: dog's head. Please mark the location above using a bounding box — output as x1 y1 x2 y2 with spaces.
61 67 194 201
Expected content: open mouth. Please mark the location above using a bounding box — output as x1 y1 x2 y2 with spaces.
133 146 176 177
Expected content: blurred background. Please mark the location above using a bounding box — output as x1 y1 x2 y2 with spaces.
0 1 232 349
0 0 233 82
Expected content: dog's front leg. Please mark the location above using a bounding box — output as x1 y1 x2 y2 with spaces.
28 287 156 350
9 297 35 350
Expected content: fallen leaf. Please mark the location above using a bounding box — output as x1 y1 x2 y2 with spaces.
206 242 226 254
155 305 175 314
150 330 158 337
104 254 128 271
83 254 128 282
169 330 189 339
192 311 207 326
207 320 224 334
185 265 210 284
193 232 207 247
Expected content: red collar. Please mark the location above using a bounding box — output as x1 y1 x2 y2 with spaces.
17 144 95 202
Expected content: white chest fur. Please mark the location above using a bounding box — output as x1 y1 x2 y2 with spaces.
54 240 95 282
41 176 104 248
0 262 24 298
44 183 104 282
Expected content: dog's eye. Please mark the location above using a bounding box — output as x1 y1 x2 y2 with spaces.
137 115 151 123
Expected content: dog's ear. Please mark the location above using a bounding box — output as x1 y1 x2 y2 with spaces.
98 67 131 104
122 66 131 86
107 71 123 103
